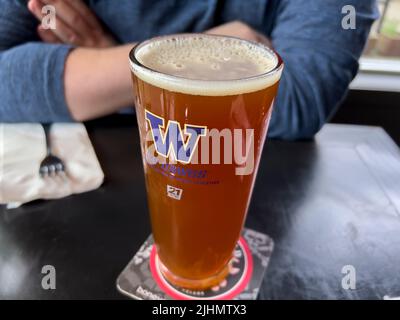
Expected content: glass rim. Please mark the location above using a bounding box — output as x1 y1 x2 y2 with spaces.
129 33 284 85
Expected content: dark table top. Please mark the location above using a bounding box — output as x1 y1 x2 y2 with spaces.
1 116 400 300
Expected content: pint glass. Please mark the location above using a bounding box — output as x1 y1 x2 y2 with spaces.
129 34 283 290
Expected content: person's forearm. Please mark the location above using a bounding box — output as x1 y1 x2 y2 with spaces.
64 44 134 121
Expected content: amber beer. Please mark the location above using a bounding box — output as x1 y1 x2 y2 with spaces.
129 34 283 290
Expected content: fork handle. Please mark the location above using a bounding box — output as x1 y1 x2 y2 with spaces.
42 123 52 156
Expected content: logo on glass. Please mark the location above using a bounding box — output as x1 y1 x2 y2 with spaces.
145 109 207 164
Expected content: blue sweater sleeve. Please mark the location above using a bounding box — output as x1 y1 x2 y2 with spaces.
267 0 379 140
0 0 73 122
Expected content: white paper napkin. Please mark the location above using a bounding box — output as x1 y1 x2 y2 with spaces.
0 123 104 208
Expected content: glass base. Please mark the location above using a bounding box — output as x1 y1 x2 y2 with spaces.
158 259 231 291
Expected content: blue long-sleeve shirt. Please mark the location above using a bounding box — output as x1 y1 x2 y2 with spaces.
0 0 378 139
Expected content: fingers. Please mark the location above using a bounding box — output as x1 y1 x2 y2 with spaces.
50 17 81 44
28 0 80 45
29 0 64 43
67 0 102 30
39 0 94 41
28 0 45 21
37 25 61 43
66 0 116 46
28 0 115 47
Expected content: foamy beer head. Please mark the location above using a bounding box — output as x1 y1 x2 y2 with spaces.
129 34 283 96
129 34 283 291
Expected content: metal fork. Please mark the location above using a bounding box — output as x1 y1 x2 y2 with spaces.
39 123 66 177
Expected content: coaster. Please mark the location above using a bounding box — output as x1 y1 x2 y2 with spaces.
116 228 274 300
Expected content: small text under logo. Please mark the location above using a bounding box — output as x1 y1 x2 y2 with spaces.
167 185 183 200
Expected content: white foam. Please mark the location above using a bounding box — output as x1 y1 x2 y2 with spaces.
130 34 283 96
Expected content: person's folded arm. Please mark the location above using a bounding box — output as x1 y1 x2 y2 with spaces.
63 44 135 122
267 0 379 140
0 0 72 122
0 0 134 123
0 41 74 122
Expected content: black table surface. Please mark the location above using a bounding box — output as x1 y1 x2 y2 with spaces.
1 116 400 300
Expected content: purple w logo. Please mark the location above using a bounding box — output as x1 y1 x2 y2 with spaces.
145 110 207 164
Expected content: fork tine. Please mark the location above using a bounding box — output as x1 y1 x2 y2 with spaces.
39 123 67 178
40 166 48 177
56 163 64 172
50 165 56 176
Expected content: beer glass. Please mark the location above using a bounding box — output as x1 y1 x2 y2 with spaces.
129 34 283 290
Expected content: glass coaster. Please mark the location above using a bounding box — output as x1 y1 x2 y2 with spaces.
117 228 273 300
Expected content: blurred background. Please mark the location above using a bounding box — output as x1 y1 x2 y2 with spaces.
333 0 400 144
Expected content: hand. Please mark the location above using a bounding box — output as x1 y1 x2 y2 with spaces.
206 21 272 48
28 0 116 48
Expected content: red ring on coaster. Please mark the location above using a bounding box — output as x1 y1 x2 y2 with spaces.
149 237 253 300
